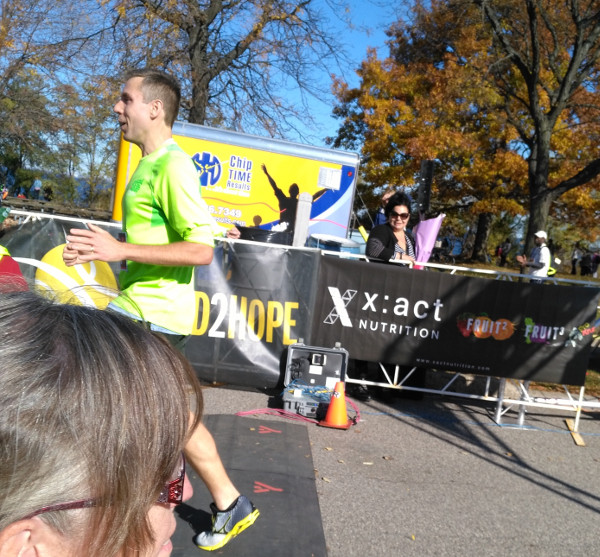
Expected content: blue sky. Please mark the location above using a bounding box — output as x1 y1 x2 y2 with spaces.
338 1 395 83
299 0 401 146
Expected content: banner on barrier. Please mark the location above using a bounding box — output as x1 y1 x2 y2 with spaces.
3 217 600 387
185 242 318 388
311 256 600 386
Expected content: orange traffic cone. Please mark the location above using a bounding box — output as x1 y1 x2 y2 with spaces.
318 381 351 430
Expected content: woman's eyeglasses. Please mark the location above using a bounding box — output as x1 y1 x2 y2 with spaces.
156 453 186 505
390 211 410 220
22 453 186 519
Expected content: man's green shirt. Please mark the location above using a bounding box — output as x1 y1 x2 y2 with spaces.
112 139 218 334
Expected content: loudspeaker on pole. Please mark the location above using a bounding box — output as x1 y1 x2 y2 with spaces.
418 160 434 214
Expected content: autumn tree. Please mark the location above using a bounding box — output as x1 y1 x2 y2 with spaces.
49 75 120 208
330 3 526 259
0 1 121 206
0 1 56 96
330 0 600 258
0 72 56 174
0 1 63 176
105 0 350 140
2 1 356 207
471 0 600 251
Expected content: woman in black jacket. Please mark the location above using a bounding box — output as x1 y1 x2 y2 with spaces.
366 191 416 263
350 190 425 402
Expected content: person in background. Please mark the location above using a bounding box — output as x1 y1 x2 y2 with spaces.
372 186 396 227
498 238 511 267
62 68 257 552
30 176 42 200
0 289 204 557
516 230 551 284
366 190 416 264
592 251 600 278
571 242 582 275
353 191 424 401
5 171 15 197
580 250 593 276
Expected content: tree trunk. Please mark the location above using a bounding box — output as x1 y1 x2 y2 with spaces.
524 136 552 254
189 77 208 124
470 212 493 262
188 48 210 125
524 190 553 254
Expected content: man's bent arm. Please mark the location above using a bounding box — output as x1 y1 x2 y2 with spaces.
118 240 213 266
63 223 213 267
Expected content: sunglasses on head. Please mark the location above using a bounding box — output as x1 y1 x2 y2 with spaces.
22 453 186 519
390 211 410 220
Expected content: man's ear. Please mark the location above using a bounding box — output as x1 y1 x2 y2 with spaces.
149 98 164 120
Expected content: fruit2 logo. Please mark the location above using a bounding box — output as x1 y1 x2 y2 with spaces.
456 313 515 340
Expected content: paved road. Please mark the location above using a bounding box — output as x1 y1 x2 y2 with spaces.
191 385 600 557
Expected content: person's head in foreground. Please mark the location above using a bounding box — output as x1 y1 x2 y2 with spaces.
0 290 203 557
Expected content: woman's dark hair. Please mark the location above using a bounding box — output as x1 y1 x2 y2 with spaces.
384 191 413 218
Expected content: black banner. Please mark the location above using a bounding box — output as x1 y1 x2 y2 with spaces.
186 242 319 388
3 218 600 387
310 256 600 386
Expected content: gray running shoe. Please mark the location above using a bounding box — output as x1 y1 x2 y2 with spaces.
194 495 259 551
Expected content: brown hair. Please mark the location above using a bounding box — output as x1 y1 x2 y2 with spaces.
125 68 181 127
0 290 203 556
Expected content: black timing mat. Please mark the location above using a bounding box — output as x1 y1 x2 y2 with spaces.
172 414 327 556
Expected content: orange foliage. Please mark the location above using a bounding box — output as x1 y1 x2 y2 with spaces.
331 0 600 237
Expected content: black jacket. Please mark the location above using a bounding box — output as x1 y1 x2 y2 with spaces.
366 223 415 262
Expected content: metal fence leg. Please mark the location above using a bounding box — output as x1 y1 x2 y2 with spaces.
518 381 530 426
494 378 506 424
573 386 585 433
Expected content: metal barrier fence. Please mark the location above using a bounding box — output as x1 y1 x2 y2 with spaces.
323 247 600 436
5 210 600 436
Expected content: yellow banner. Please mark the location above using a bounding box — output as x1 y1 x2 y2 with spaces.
113 123 359 239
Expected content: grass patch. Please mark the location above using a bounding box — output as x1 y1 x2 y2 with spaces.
531 370 600 398
584 370 600 397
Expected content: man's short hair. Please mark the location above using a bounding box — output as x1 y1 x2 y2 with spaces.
125 68 181 127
